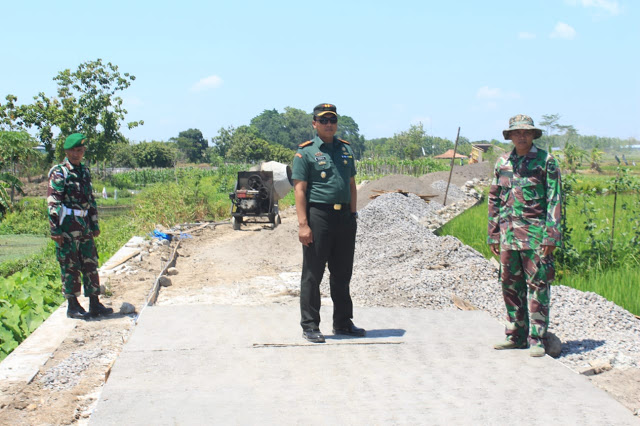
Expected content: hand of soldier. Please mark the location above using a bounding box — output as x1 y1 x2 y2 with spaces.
490 243 500 257
298 224 313 247
93 230 101 238
542 245 555 257
51 235 64 245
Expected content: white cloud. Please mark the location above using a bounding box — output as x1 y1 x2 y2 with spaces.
191 75 223 92
518 32 537 40
476 86 520 100
565 0 620 15
550 22 577 39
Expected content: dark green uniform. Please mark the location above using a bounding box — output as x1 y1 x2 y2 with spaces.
292 135 357 331
47 158 101 298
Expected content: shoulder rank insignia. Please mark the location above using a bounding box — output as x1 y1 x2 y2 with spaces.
298 140 312 148
338 138 350 145
295 153 302 158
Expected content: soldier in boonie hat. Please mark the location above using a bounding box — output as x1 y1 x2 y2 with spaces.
503 114 543 140
489 114 563 358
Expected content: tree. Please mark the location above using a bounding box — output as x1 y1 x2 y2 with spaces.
0 130 33 207
335 115 365 159
561 142 587 173
5 59 143 164
389 123 430 159
132 141 177 168
250 109 288 147
215 125 294 164
282 107 314 149
171 128 208 163
589 146 605 172
211 126 235 158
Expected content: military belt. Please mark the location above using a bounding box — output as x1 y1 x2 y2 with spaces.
309 202 349 211
63 206 89 217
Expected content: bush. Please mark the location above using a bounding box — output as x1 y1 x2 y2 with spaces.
0 198 49 236
133 141 177 168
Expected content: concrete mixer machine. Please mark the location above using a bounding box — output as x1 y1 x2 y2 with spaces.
229 161 293 230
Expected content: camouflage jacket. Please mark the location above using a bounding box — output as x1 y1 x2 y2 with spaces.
47 158 99 237
487 145 562 250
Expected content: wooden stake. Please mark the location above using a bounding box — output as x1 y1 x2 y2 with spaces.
443 127 461 206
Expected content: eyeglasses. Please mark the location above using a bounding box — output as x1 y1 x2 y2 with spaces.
316 116 338 125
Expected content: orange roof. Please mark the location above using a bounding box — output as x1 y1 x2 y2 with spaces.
434 149 468 159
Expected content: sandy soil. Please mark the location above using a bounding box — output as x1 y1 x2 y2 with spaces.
0 164 638 424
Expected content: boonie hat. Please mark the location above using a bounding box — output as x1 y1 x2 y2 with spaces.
503 114 542 140
64 133 87 150
313 103 337 117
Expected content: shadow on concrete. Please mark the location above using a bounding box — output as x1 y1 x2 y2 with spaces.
326 328 406 340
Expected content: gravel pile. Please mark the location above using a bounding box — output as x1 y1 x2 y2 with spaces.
430 180 469 202
334 191 640 370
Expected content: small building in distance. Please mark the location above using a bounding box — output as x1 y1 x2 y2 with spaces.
434 149 468 160
469 143 505 163
468 144 492 163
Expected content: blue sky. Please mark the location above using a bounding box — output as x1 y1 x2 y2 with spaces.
3 0 638 144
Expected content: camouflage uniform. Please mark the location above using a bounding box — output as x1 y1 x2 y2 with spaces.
488 144 562 346
48 158 101 299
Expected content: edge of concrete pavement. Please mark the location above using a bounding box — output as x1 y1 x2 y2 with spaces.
0 236 147 386
89 305 639 425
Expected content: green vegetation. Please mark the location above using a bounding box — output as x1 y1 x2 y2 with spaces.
357 157 449 181
562 266 640 316
437 167 640 316
0 269 62 359
0 165 298 360
0 235 49 263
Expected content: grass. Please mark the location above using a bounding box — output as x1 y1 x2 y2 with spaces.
436 201 494 259
559 266 640 315
437 188 640 315
0 235 50 263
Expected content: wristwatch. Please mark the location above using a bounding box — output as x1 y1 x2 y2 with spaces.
352 211 358 219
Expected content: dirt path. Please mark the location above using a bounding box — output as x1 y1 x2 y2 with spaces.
1 165 638 424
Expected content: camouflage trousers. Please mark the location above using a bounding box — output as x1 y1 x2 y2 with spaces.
55 233 101 298
499 249 555 346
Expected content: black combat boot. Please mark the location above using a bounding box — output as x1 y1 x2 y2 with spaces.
66 296 88 319
89 295 114 317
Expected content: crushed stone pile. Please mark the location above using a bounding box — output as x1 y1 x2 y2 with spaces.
323 191 640 370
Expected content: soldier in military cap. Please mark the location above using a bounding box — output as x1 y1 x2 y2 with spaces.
291 103 365 343
48 133 113 319
488 115 562 357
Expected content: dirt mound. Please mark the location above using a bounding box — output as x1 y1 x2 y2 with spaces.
357 162 490 209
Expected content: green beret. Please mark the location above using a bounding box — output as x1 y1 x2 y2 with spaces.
64 133 87 150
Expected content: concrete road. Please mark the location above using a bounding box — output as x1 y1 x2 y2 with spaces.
90 305 639 425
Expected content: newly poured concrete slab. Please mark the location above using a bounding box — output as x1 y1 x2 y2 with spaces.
91 305 639 425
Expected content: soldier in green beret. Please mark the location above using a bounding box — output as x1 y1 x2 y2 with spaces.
291 103 365 343
488 115 562 357
48 133 113 319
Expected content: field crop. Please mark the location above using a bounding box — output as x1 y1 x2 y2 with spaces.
0 164 297 360
0 235 49 263
437 172 640 315
357 158 449 181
